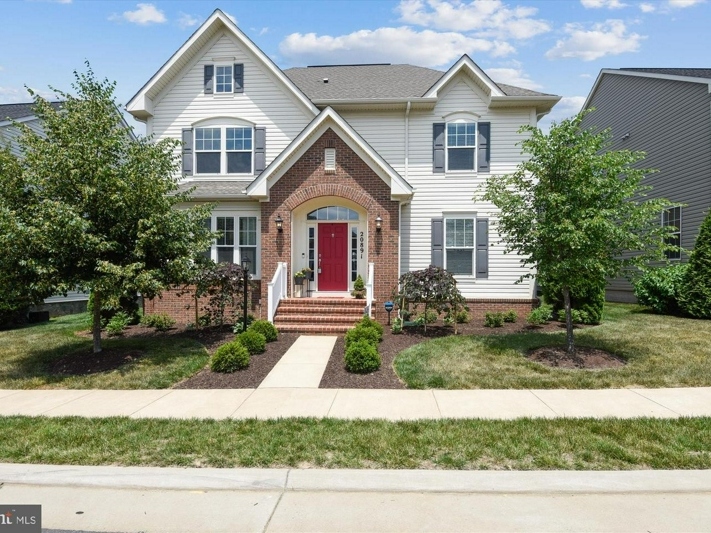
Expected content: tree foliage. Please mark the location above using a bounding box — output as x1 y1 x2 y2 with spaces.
482 111 677 353
679 209 711 318
0 64 212 350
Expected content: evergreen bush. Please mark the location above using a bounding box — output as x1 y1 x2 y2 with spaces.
344 325 380 349
237 330 266 355
344 339 381 373
679 210 711 318
249 320 278 342
211 341 250 373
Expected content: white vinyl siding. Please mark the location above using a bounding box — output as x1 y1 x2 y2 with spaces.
150 32 313 179
341 74 536 299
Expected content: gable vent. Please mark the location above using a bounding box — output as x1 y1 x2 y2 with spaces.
325 148 336 173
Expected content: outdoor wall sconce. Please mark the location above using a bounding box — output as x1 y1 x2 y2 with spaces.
375 215 383 231
275 214 284 232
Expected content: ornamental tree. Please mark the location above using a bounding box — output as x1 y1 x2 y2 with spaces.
3 65 213 352
679 209 711 318
481 111 677 354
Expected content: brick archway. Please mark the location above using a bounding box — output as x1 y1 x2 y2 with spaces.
283 183 375 211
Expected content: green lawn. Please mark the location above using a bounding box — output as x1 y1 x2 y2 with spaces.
394 304 711 389
0 314 209 389
0 416 709 470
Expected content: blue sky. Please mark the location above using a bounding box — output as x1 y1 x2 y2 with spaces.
2 0 708 132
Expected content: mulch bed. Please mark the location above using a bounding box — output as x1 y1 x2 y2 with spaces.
174 332 300 389
319 319 575 389
50 348 146 376
527 345 626 369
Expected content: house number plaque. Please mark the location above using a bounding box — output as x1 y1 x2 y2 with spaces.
359 231 364 259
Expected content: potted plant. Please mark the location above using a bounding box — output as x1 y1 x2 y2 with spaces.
294 267 312 285
351 274 366 299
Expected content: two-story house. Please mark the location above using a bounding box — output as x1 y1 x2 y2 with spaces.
128 10 560 331
582 69 711 302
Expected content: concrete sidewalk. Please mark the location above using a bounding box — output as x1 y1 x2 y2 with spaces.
0 386 710 420
2 464 711 532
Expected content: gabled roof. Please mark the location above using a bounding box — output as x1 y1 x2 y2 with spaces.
424 55 504 99
126 9 318 121
247 107 413 201
0 101 63 125
584 68 711 110
177 180 252 200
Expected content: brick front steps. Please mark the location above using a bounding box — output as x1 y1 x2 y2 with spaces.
273 298 366 334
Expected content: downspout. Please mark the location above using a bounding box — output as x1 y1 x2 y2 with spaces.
400 100 411 280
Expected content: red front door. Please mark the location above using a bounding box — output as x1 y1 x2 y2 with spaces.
318 223 348 291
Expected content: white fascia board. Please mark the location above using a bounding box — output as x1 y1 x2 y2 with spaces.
489 95 562 114
126 9 318 119
246 107 412 201
311 98 438 106
424 55 504 99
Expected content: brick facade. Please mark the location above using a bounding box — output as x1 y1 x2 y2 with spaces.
260 128 400 322
463 298 539 321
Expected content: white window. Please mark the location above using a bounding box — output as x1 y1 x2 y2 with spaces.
446 122 476 171
210 215 260 277
445 217 475 275
215 65 233 94
663 206 682 260
195 126 252 175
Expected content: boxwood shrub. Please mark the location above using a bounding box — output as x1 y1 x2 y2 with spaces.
211 341 250 373
237 330 267 355
249 320 278 342
344 339 381 373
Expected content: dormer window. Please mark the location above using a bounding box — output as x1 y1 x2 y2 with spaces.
215 65 233 93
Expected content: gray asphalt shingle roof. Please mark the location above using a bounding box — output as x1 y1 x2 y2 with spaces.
0 101 63 121
284 64 553 100
620 68 711 80
177 180 251 199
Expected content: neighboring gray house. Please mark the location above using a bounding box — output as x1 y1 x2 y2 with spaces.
582 68 711 302
1 101 89 317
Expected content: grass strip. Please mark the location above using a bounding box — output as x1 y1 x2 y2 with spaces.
1 416 709 470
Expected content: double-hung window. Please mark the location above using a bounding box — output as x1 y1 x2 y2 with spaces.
216 217 235 264
210 215 259 275
663 206 682 260
446 122 476 171
445 218 475 275
195 125 253 175
239 217 258 273
215 65 233 93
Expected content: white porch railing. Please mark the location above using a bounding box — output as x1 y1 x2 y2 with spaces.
364 262 375 318
267 262 288 323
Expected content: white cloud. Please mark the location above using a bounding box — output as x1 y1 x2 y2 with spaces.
259 27 269 36
280 26 515 68
109 3 166 25
487 66 542 89
0 86 55 105
177 12 199 29
639 2 656 11
397 0 550 39
668 0 705 6
223 11 238 24
580 73 593 78
537 95 587 132
580 0 628 8
545 20 644 61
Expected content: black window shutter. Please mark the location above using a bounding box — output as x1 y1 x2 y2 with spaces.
433 123 445 173
204 65 214 94
476 218 489 278
182 128 193 176
478 122 490 173
254 127 266 174
234 64 244 93
431 217 444 268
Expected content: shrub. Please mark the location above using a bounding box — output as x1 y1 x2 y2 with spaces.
353 275 365 291
503 310 517 323
237 330 266 355
249 320 278 342
418 309 439 324
344 339 381 373
455 309 470 324
87 292 141 325
232 313 256 334
633 264 688 315
542 281 604 325
556 308 591 325
391 318 403 334
526 304 553 326
344 325 380 349
106 311 130 336
357 315 384 340
679 210 711 318
443 315 455 327
140 313 176 332
210 341 250 373
484 312 504 328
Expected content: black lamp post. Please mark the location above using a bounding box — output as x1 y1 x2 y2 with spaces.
241 257 251 331
384 301 394 325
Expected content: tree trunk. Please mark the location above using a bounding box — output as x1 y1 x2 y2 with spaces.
562 286 575 354
92 290 102 354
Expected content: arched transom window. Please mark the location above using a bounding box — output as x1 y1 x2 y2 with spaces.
306 206 359 221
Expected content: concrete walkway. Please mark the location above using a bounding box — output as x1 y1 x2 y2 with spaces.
1 386 710 420
258 335 337 388
3 464 711 532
